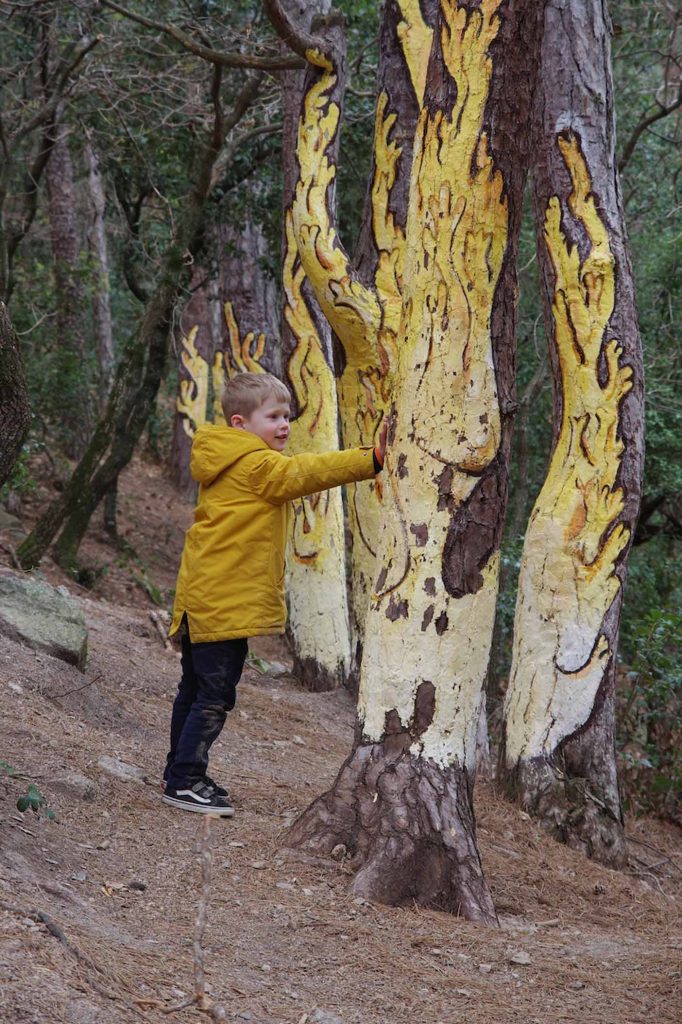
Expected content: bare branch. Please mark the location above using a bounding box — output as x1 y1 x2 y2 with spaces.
100 0 305 70
618 84 682 172
14 34 101 144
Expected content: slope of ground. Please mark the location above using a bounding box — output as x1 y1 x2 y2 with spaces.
0 456 679 1024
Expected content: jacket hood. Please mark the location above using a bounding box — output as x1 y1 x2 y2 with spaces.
191 424 268 485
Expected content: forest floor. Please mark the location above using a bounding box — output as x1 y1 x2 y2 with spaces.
0 454 680 1024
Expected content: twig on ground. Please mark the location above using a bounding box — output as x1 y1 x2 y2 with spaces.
48 673 103 701
150 610 173 650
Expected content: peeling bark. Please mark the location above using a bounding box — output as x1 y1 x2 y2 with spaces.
500 0 645 866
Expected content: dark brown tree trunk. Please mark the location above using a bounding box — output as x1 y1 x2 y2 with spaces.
45 106 91 455
500 0 645 866
284 0 546 920
0 301 31 489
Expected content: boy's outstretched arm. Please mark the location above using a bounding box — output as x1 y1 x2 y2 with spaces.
248 444 381 505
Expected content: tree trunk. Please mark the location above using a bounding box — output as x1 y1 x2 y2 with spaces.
0 301 31 489
84 140 118 533
280 4 353 692
84 140 115 401
287 0 544 919
45 106 91 455
500 0 645 867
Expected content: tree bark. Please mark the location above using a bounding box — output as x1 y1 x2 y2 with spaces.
500 0 645 867
84 140 115 401
0 301 31 490
286 0 544 918
45 106 91 455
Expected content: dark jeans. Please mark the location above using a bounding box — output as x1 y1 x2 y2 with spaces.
164 627 248 790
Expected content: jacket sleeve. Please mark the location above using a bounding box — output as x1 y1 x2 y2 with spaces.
247 447 377 505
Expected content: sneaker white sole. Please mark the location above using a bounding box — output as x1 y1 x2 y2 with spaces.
161 794 234 818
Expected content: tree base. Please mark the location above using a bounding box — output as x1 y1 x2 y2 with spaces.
292 653 343 693
502 756 627 867
286 738 498 924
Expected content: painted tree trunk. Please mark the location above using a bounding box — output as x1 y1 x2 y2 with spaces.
171 217 280 495
274 0 412 684
45 107 90 456
280 3 353 692
171 261 223 496
0 301 31 489
342 0 428 681
287 0 544 919
500 0 645 866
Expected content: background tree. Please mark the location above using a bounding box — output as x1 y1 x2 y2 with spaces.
499 0 645 865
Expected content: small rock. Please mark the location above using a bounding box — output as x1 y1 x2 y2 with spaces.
97 756 146 784
50 770 98 803
71 870 87 882
96 839 111 850
251 861 267 870
229 841 245 848
509 951 531 966
127 879 147 891
331 844 347 861
260 963 272 973
455 989 471 997
292 735 305 745
309 1011 344 1024
478 963 492 974
276 882 296 891
569 981 586 991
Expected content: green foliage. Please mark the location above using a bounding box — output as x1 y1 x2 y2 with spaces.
0 763 56 820
16 783 56 821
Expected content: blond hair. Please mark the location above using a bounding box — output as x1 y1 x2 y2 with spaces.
221 371 291 422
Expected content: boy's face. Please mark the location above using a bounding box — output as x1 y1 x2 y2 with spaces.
232 394 291 451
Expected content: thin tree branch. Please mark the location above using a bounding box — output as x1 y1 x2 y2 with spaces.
618 85 682 172
100 0 305 70
14 34 101 144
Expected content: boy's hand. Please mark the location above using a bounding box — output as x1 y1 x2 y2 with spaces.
375 420 388 468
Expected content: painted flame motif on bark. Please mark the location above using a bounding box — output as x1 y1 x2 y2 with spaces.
176 326 208 439
293 55 407 639
504 133 633 763
283 204 351 679
395 0 433 104
223 300 267 378
359 0 506 768
283 209 343 566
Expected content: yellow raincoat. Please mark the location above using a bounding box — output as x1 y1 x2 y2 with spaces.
170 425 377 642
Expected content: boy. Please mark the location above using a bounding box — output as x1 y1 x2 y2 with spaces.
163 371 385 817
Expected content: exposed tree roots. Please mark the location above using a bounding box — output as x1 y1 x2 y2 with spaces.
286 738 498 925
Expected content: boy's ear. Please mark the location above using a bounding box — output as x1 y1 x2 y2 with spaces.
230 413 246 430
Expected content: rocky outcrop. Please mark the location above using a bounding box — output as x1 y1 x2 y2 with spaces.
0 570 88 670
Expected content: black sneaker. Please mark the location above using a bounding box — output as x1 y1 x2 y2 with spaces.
162 780 234 817
204 774 229 799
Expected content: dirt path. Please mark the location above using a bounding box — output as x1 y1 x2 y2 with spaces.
0 458 679 1024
